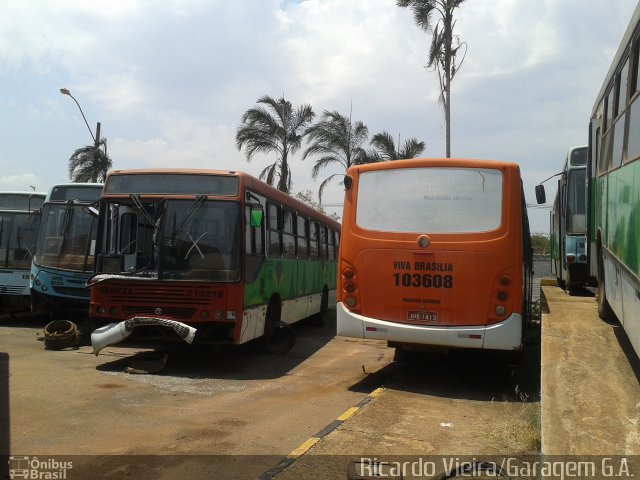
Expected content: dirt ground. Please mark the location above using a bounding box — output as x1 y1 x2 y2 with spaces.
0 311 541 480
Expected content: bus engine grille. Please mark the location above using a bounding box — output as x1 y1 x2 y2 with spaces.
121 306 197 320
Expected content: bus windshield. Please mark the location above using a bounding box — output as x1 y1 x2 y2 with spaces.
34 203 98 272
356 167 503 233
160 200 241 281
0 212 39 269
0 194 44 211
100 198 241 282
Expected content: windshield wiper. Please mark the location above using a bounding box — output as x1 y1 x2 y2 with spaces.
130 194 157 226
172 195 207 237
61 200 75 236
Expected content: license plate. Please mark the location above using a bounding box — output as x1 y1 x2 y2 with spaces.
407 310 438 324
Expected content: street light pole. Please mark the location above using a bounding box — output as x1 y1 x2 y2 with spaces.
60 87 107 182
59 88 97 144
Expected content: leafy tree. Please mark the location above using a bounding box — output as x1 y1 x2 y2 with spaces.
236 95 315 194
531 234 550 255
367 131 426 161
68 138 111 182
294 190 340 221
397 0 467 158
302 110 370 203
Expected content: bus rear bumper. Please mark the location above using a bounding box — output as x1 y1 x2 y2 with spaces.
336 303 523 351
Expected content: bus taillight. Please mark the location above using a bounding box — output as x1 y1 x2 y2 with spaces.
341 263 360 312
489 272 513 321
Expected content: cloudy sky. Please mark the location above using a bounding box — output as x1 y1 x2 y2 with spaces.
1 0 637 233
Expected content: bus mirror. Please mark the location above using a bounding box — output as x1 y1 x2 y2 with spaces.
535 185 546 204
344 175 353 189
250 206 263 228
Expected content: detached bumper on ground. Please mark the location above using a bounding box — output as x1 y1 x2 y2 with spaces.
91 317 197 355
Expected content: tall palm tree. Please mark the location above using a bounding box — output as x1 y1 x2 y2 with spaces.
302 110 370 203
236 95 315 194
68 138 111 182
397 0 467 158
368 131 426 161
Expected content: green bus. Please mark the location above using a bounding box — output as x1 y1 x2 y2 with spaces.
588 1 640 358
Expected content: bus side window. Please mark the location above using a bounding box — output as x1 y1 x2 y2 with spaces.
245 205 264 255
319 225 327 260
328 229 335 261
602 87 615 173
119 213 137 254
627 40 640 162
245 204 265 283
296 215 308 258
282 208 296 259
309 221 319 259
617 57 629 117
267 203 282 257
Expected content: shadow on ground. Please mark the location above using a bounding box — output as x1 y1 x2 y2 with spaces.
94 312 337 381
348 321 541 404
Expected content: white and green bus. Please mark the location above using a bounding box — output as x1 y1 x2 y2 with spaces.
588 1 640 358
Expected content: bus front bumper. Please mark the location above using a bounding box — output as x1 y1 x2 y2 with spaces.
336 302 523 351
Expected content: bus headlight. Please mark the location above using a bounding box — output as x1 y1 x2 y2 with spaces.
346 297 357 308
97 307 106 315
495 306 506 316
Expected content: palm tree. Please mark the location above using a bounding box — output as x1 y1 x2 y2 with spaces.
397 0 467 158
236 95 315 194
302 110 370 203
68 138 111 182
368 131 426 161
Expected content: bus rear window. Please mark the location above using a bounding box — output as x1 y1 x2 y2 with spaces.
356 167 503 234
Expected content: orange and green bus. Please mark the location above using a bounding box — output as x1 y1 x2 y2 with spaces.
337 159 533 356
89 169 339 354
588 1 640 358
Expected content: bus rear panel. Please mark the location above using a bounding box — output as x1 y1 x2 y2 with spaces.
337 159 532 352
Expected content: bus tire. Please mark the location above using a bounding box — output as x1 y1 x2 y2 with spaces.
597 246 616 323
43 320 79 350
264 321 296 354
263 298 295 354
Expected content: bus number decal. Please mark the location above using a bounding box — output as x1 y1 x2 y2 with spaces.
393 273 453 289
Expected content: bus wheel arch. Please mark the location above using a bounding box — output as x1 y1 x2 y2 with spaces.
596 234 615 322
263 294 296 354
311 286 329 326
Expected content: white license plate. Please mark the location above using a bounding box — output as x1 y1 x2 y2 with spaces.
407 310 438 324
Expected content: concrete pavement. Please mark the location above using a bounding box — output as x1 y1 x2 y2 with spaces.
266 284 640 478
541 285 640 454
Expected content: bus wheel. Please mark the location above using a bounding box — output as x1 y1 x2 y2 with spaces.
264 321 296 354
311 288 329 326
597 249 615 322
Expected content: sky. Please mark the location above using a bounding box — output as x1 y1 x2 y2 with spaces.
1 0 638 234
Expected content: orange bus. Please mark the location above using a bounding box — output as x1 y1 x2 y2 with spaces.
89 169 339 354
337 159 533 355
